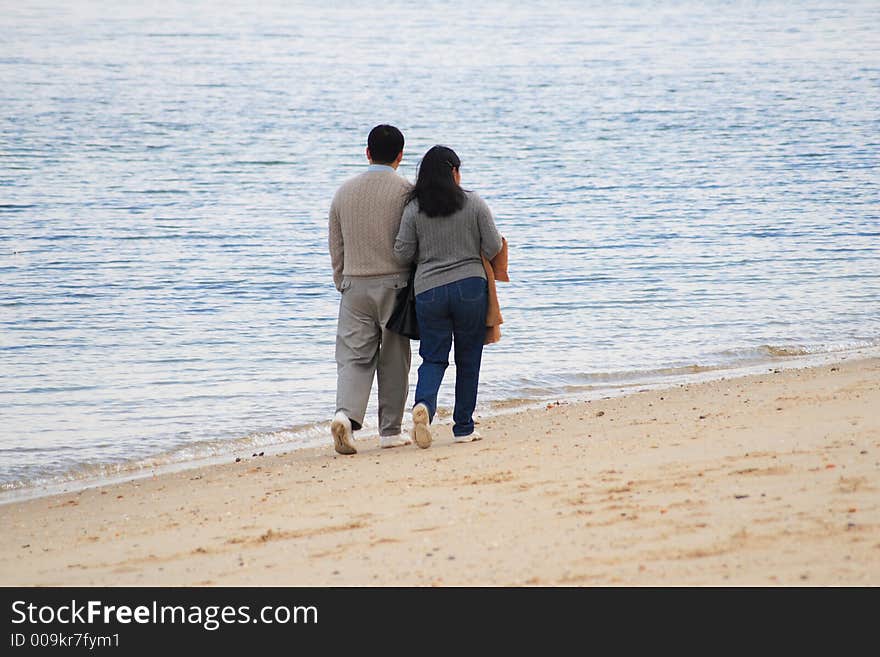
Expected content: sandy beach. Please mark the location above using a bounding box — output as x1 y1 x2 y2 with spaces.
1 356 878 586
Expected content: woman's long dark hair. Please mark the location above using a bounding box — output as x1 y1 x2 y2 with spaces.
408 145 465 217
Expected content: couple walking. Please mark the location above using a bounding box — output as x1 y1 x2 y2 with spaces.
328 124 505 455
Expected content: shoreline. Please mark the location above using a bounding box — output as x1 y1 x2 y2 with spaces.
1 354 878 585
3 344 878 507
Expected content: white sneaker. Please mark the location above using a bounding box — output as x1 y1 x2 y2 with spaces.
330 412 356 455
411 403 432 449
379 434 411 449
454 431 482 444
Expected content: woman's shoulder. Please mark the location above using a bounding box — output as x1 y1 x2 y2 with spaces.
463 190 491 215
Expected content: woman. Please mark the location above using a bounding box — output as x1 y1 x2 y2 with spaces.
393 145 503 448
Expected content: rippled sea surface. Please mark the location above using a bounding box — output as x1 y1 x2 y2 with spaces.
2 1 879 496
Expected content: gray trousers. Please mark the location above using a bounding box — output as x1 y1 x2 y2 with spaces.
335 273 412 436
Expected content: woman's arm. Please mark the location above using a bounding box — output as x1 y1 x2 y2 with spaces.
393 205 418 265
475 195 503 260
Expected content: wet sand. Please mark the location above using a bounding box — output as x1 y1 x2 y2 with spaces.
1 356 878 586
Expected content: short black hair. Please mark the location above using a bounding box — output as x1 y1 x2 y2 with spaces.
367 124 404 164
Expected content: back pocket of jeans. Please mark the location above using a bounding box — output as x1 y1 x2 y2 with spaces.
457 277 486 301
416 287 435 303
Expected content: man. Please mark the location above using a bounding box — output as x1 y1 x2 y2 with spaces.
328 124 413 454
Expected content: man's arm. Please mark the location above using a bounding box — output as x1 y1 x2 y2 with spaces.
328 198 344 290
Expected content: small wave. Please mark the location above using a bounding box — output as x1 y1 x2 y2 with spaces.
481 338 880 416
761 345 811 357
0 421 340 503
717 339 880 361
231 160 294 166
4 338 878 505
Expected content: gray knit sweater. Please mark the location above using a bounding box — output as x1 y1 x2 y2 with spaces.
328 168 413 290
393 191 503 295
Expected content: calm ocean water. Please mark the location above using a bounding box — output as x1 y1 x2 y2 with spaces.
2 1 879 498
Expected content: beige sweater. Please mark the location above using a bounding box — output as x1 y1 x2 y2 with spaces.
328 168 413 290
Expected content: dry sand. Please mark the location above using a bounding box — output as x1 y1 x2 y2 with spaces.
1 356 878 586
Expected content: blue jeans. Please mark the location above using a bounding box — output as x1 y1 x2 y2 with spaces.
414 276 488 437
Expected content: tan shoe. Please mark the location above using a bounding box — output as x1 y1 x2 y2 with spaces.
411 403 432 449
331 412 356 455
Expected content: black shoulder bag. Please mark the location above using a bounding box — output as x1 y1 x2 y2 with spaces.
386 268 419 340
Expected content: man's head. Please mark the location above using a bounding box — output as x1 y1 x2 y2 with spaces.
366 124 404 168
